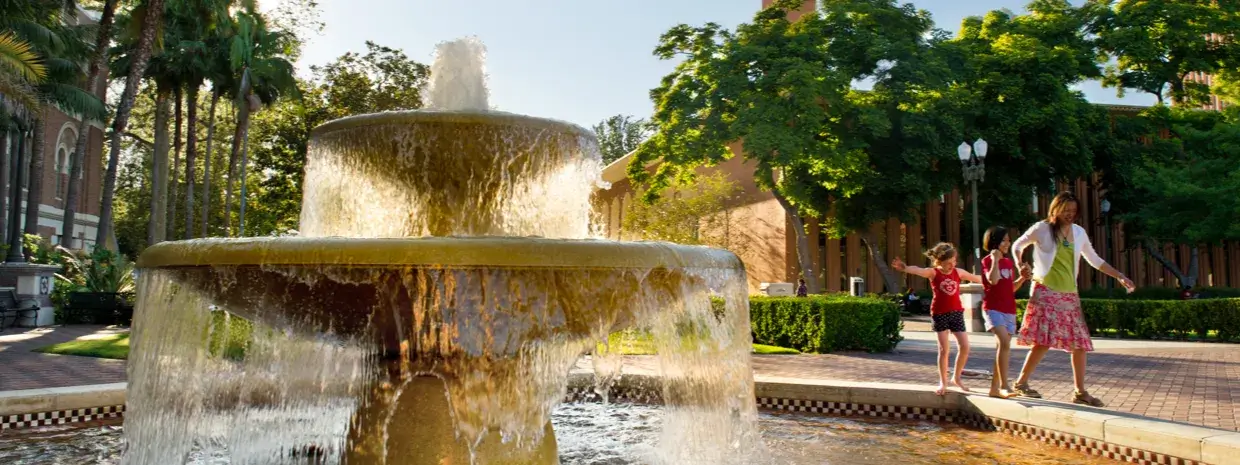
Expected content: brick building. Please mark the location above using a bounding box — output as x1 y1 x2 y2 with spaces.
3 6 107 251
592 1 1240 294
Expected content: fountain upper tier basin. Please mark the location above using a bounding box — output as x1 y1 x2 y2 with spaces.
137 237 743 358
299 111 603 238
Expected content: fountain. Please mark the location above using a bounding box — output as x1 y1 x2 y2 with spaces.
125 37 760 464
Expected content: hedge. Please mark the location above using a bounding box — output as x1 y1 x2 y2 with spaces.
1016 298 1240 342
749 295 903 353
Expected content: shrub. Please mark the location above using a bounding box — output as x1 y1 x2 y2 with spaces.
1016 298 1240 342
749 295 903 353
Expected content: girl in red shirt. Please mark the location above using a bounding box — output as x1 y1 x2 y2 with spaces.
893 243 984 396
980 227 1031 398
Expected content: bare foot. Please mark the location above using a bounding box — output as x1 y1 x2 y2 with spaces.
935 383 947 396
951 378 971 393
988 389 1011 399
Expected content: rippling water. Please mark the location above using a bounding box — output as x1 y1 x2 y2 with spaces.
1 403 1114 465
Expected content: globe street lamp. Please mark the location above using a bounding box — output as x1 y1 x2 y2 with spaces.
959 139 987 272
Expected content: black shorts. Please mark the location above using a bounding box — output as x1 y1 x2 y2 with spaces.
932 311 966 333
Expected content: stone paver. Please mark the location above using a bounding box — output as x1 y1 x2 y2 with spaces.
2 323 1236 432
0 325 127 391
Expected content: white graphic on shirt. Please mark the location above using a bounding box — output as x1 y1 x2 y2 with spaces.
1000 268 1013 280
940 278 959 296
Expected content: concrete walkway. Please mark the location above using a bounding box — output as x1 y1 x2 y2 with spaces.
2 323 1236 431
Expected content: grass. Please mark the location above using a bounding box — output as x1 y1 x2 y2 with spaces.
34 333 130 360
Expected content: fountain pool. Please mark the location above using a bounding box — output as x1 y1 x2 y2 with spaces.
1 402 1118 465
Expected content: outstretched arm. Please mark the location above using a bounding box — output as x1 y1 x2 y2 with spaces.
957 268 984 285
891 257 936 280
1079 230 1136 293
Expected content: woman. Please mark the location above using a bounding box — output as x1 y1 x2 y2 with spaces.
1011 192 1135 406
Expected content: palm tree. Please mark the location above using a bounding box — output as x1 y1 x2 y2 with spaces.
222 8 297 236
62 0 120 249
96 0 168 250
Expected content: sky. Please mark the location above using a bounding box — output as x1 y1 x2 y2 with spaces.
287 0 1155 130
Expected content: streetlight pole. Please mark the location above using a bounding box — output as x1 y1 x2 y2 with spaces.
958 139 987 273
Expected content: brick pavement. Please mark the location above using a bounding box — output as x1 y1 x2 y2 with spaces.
0 325 127 391
2 324 1236 432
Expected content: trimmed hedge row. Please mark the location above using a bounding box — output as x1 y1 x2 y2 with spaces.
1016 298 1240 342
749 295 903 353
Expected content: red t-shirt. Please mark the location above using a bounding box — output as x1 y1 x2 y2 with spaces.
930 268 964 315
981 256 1017 314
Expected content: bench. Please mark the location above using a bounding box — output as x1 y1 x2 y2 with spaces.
0 289 40 329
63 292 133 325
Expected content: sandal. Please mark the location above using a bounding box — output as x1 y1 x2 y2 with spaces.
1012 383 1041 398
1073 391 1105 407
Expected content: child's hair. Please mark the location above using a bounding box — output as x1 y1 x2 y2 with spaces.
982 226 1008 252
923 242 957 266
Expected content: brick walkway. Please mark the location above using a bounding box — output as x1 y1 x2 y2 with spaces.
2 324 1236 432
0 325 126 391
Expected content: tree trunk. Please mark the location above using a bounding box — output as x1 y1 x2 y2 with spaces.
61 0 117 249
769 184 821 294
200 90 219 237
859 229 901 294
183 84 199 238
1 130 13 245
146 92 172 245
1143 238 1195 289
224 72 253 237
168 88 182 239
23 116 46 236
97 0 167 249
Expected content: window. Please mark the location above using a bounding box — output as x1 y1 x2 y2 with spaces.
55 147 68 199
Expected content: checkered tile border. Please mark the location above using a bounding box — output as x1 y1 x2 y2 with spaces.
757 397 957 422
957 411 1202 465
565 385 663 405
0 405 125 432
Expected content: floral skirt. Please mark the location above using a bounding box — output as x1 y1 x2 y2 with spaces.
1017 284 1093 352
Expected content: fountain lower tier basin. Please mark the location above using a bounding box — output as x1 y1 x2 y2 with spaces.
136 236 742 356
301 111 601 237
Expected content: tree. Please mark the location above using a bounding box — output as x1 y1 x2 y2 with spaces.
942 1 1110 249
634 0 944 294
621 172 751 254
592 114 649 165
62 0 120 248
97 0 168 250
1105 106 1240 289
1091 0 1240 106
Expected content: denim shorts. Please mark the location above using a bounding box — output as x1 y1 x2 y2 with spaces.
984 310 1017 334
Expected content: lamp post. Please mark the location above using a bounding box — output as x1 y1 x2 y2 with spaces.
958 139 987 273
1101 199 1112 298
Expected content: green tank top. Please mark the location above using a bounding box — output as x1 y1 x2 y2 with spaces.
1039 238 1077 293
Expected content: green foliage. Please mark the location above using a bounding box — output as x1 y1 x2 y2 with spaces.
54 247 135 295
1077 286 1240 300
1092 0 1240 106
207 310 252 361
1106 106 1240 246
749 295 903 353
592 114 650 165
22 233 63 264
1017 298 1240 342
621 172 750 252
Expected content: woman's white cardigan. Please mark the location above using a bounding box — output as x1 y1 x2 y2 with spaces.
1012 221 1107 282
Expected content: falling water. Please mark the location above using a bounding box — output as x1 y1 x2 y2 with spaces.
125 35 760 465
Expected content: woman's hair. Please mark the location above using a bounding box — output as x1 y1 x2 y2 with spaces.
923 242 957 266
983 226 1008 252
1047 192 1079 229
